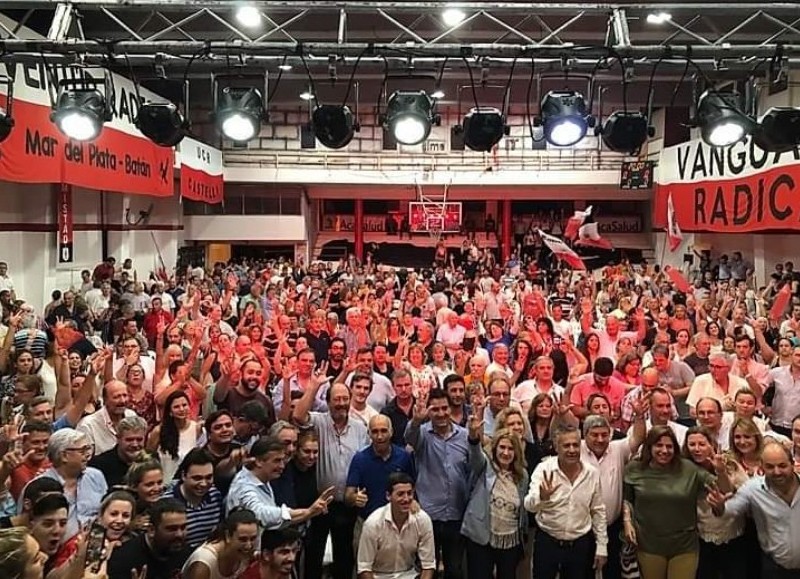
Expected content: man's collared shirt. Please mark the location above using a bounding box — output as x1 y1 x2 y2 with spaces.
164 481 224 548
346 444 415 518
307 412 369 502
580 440 631 524
357 503 436 577
36 466 107 540
226 468 291 530
76 407 138 455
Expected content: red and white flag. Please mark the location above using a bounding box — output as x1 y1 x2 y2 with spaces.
770 283 792 321
564 205 593 241
667 192 683 252
538 230 586 270
664 266 691 294
575 222 614 250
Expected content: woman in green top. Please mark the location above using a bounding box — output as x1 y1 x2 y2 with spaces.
622 425 732 579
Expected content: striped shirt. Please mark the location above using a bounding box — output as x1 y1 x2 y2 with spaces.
163 481 224 548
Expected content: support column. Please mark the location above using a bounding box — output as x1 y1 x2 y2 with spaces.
502 199 512 264
354 199 364 263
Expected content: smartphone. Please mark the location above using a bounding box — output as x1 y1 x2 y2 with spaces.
85 522 106 571
1 397 13 426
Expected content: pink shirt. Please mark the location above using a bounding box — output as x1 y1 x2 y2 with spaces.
569 373 628 415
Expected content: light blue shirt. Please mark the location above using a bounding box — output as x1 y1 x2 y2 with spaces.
724 474 800 570
226 468 291 529
34 466 107 539
405 420 469 522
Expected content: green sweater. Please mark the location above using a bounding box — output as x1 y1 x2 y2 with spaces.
623 458 715 558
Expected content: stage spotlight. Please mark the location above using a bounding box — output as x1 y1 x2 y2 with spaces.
646 12 672 24
51 87 109 141
754 107 800 153
0 108 13 143
312 104 359 149
599 111 653 154
539 90 593 147
431 89 445 100
235 5 261 28
383 90 438 146
215 86 264 142
461 107 508 152
442 7 466 27
136 102 186 147
696 90 753 148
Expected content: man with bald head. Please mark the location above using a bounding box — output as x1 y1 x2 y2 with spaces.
293 379 369 579
345 415 414 520
709 442 800 577
77 380 138 454
619 367 678 431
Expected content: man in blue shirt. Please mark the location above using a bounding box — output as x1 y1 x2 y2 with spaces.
345 414 415 519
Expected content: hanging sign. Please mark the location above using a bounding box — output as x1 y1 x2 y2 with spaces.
57 184 73 264
179 137 224 204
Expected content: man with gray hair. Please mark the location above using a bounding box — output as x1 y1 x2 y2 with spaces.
33 428 107 540
686 353 748 415
89 415 148 487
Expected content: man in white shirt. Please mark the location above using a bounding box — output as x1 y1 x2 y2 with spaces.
436 311 466 360
630 387 689 447
581 310 646 362
686 354 749 415
767 347 800 436
0 262 15 299
525 424 608 579
357 472 435 579
76 381 138 454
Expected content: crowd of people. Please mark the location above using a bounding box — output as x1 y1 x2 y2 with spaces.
0 240 797 579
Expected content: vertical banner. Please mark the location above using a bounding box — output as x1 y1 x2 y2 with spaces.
178 137 224 204
57 184 74 264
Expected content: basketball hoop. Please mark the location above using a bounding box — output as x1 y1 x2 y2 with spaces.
425 212 444 243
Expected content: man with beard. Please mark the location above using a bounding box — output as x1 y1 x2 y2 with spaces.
243 528 303 579
325 338 347 380
357 473 436 579
294 379 370 579
708 442 800 577
213 358 276 426
76 380 138 454
89 415 148 488
108 498 193 579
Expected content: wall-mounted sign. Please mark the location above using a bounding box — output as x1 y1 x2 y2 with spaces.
179 137 223 204
620 160 655 189
57 184 73 264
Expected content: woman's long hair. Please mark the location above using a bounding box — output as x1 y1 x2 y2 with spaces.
490 428 527 484
159 390 191 459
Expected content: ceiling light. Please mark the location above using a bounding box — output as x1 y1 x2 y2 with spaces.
460 107 508 152
215 86 264 142
299 90 315 101
538 90 593 147
431 89 445 100
136 102 186 147
312 104 359 149
442 7 466 27
278 63 293 72
51 88 109 141
646 12 672 24
599 111 652 154
696 90 753 148
753 107 800 153
235 5 261 28
0 107 13 143
383 90 438 146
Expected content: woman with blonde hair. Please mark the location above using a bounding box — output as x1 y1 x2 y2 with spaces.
0 527 47 579
461 414 529 579
124 455 164 532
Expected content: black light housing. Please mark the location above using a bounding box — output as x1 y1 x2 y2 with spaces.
537 90 594 147
383 90 439 146
460 107 508 152
312 104 359 149
696 90 754 148
215 86 265 143
136 102 186 147
51 86 111 142
753 107 800 153
599 111 653 154
0 75 15 143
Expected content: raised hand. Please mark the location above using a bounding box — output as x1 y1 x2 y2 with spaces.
623 520 637 545
467 409 484 441
412 396 429 423
312 361 329 386
711 453 727 474
353 487 368 509
311 486 336 516
539 470 561 501
705 484 730 512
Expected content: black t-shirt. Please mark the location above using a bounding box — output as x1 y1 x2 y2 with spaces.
684 353 710 376
107 535 192 579
89 446 131 488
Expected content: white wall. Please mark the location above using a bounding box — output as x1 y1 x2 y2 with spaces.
183 215 306 242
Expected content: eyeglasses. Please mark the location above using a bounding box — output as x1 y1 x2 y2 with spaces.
66 445 94 455
709 364 728 369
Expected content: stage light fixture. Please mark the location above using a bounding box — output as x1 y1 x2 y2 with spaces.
299 90 315 101
383 90 438 146
235 5 261 28
646 12 672 24
278 63 293 72
136 102 186 147
431 89 445 100
538 90 593 147
599 111 653 154
753 107 800 153
0 107 13 143
442 7 466 27
312 104 359 149
696 90 753 148
51 87 110 141
215 86 264 142
460 107 508 152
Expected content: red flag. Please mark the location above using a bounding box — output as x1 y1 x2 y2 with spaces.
667 192 683 252
539 230 586 270
664 266 691 294
564 205 592 241
575 222 614 250
770 284 792 321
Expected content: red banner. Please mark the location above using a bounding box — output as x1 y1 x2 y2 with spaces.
0 98 174 197
57 183 73 264
655 137 800 232
179 137 223 204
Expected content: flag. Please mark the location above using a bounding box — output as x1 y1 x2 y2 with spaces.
770 283 792 321
667 192 683 252
538 229 586 270
564 205 593 241
664 266 691 294
575 222 614 250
